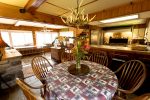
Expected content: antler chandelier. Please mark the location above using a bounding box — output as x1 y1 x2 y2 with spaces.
61 0 95 27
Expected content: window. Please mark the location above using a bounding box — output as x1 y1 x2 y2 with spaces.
59 31 74 43
11 31 33 47
60 31 74 37
50 32 59 44
36 31 58 46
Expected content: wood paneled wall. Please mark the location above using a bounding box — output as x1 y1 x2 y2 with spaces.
89 0 150 21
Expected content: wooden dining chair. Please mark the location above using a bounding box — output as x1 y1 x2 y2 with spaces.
61 52 75 62
133 93 150 100
88 51 108 66
66 43 74 53
16 78 45 100
31 56 53 83
114 60 146 100
16 78 58 100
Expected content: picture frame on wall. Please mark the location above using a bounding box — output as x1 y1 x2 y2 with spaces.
91 30 99 45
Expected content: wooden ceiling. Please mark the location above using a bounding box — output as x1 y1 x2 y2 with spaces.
37 0 133 17
0 0 144 17
0 0 147 16
0 0 149 27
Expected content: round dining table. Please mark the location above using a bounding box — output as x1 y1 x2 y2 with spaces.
46 60 118 100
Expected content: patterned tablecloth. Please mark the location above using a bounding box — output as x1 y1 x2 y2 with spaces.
46 60 118 100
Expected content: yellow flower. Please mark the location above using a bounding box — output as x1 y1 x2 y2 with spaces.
57 36 65 42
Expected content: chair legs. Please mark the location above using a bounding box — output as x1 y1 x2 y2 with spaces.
41 80 47 98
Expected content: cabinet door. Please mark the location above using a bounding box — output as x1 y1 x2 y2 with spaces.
51 48 64 61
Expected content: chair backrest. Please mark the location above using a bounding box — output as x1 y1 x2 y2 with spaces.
89 51 108 66
31 56 53 81
115 60 146 94
16 78 43 100
61 52 75 62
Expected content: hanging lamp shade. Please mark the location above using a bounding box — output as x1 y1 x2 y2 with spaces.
0 33 9 48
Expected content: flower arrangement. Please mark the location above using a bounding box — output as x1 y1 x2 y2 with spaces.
72 37 89 69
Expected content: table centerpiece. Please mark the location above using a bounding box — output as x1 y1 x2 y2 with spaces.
67 36 90 76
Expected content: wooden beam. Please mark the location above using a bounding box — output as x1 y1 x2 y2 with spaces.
0 24 60 32
0 2 64 25
25 0 46 14
24 0 35 9
89 0 150 21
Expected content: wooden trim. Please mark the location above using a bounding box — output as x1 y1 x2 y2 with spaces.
89 0 150 21
24 0 35 9
32 31 36 46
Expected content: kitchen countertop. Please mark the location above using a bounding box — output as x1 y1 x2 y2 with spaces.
91 45 150 55
2 49 22 60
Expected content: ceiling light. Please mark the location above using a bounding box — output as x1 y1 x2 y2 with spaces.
100 14 139 23
0 33 9 48
0 17 17 25
14 20 67 29
0 33 9 55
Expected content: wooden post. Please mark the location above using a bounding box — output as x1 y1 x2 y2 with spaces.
32 31 37 46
